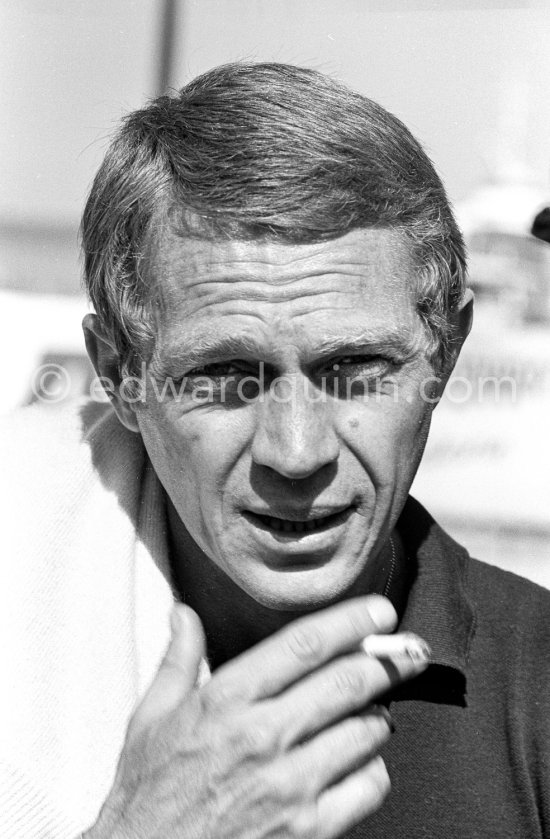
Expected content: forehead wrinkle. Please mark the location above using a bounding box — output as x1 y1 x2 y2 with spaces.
156 276 375 323
157 244 332 293
153 225 411 283
159 262 415 316
198 236 376 272
152 230 414 315
163 266 369 302
192 277 354 304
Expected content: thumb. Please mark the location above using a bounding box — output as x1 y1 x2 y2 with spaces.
129 604 207 736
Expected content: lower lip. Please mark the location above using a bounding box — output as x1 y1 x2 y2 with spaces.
242 507 354 548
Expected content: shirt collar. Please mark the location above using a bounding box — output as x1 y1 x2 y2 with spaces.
389 496 477 707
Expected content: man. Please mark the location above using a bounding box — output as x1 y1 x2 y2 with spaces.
2 62 550 838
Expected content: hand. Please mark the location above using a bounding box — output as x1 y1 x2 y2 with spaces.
85 596 429 839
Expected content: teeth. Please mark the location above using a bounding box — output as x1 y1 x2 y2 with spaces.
254 512 344 534
265 516 327 533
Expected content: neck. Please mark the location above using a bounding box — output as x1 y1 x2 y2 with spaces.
166 496 407 671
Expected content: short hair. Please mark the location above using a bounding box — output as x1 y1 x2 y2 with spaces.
81 61 467 377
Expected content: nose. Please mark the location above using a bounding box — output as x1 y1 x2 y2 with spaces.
250 374 339 479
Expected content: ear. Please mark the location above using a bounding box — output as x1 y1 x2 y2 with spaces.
432 288 474 402
456 286 474 340
82 313 141 433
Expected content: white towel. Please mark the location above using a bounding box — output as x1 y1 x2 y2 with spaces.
0 401 179 837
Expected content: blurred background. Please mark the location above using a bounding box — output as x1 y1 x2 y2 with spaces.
1 0 549 584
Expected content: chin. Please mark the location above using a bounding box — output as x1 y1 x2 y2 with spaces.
236 565 360 613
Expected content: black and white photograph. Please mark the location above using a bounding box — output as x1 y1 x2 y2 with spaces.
1 2 550 837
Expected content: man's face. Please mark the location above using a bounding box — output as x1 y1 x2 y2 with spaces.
135 227 437 610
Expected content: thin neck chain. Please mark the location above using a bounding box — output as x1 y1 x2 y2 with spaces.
383 536 397 598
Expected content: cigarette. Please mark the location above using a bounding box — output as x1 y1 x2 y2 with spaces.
361 632 431 663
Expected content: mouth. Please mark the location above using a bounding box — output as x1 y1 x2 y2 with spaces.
243 506 354 538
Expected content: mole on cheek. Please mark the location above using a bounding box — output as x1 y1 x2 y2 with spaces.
348 418 359 429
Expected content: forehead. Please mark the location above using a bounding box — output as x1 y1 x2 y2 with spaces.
149 227 420 355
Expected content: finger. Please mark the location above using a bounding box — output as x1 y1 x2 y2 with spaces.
129 604 206 736
315 754 391 839
205 595 397 706
271 641 429 747
288 706 392 793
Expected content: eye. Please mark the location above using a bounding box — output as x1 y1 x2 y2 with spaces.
186 360 264 399
187 361 246 378
328 355 391 373
317 354 398 400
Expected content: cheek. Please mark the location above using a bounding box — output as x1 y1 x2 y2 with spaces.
340 397 432 485
393 398 433 459
137 403 252 498
136 411 197 512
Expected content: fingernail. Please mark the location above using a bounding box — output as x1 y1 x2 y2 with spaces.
372 704 396 734
403 636 431 663
366 595 398 630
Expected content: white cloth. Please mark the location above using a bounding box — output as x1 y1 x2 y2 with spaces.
0 401 179 838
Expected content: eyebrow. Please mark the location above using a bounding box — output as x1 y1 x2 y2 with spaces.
150 328 420 376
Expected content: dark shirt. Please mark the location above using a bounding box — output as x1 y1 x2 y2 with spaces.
351 497 550 838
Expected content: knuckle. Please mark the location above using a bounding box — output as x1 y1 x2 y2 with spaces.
200 677 248 713
247 766 295 812
285 624 324 665
225 768 281 817
207 770 282 836
223 764 315 837
348 714 390 751
229 717 279 760
346 606 371 639
273 768 300 802
286 754 315 799
332 665 368 700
